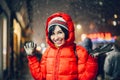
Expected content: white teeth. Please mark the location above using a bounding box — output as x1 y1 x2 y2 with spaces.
54 40 62 44
54 39 61 42
55 41 61 43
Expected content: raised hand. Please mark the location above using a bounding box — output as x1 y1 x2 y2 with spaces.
24 41 36 56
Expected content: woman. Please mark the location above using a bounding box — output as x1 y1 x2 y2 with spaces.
24 12 98 80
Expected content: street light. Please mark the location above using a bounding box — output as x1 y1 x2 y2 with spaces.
75 24 82 43
81 34 87 41
41 43 45 48
36 46 41 51
76 24 82 30
114 14 118 19
112 21 117 26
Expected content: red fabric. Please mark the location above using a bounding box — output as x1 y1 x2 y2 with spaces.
27 12 98 80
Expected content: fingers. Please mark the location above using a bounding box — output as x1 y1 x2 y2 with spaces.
24 45 27 50
26 42 30 48
24 41 37 56
31 41 34 48
24 41 36 48
31 41 36 48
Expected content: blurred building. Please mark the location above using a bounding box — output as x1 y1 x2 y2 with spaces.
0 0 120 80
0 0 33 80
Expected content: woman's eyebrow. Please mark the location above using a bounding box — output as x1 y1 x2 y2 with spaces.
57 29 63 31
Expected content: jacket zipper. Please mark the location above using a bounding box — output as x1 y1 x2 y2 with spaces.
54 48 60 80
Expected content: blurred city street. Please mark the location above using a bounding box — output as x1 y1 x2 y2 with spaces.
0 0 120 80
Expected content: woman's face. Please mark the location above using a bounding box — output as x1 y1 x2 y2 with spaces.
50 25 65 47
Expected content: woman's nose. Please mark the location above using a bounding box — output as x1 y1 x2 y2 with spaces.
54 34 59 41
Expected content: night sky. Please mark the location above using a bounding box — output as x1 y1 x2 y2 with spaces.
5 0 120 44
27 0 120 44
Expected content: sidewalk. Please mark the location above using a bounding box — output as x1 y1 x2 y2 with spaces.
16 60 34 80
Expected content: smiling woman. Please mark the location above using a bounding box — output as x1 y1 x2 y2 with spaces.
49 25 66 47
48 25 68 47
24 12 98 80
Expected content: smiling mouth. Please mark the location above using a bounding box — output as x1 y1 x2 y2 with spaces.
54 39 63 45
55 40 62 44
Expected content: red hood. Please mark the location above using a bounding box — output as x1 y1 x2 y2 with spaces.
46 12 75 48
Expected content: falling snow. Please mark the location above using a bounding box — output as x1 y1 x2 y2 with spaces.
5 0 120 44
26 0 120 43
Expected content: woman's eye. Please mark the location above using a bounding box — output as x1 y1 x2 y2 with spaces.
58 31 63 34
51 32 55 35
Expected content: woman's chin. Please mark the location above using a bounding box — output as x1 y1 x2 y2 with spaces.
55 44 62 47
54 41 65 47
55 43 63 47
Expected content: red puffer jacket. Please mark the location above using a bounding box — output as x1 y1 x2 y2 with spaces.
27 12 98 80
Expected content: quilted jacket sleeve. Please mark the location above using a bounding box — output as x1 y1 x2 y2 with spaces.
77 46 98 80
27 48 49 80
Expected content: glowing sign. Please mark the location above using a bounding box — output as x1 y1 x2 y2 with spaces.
87 33 111 40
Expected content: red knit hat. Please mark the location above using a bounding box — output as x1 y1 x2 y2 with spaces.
48 17 68 31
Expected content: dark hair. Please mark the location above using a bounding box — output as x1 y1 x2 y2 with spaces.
48 25 69 43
